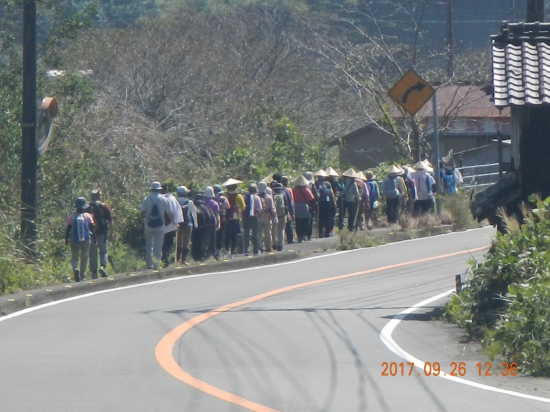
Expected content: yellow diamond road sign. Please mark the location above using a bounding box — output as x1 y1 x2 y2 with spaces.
388 70 435 115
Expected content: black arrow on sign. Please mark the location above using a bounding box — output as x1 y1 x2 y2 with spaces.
402 82 426 104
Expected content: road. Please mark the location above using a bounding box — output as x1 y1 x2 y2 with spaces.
1 227 549 411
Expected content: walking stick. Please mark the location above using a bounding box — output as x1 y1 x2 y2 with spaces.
174 226 179 265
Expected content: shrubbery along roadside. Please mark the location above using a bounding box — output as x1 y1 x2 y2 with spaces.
443 195 550 376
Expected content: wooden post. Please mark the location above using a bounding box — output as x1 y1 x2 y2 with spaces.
527 0 545 22
21 0 37 256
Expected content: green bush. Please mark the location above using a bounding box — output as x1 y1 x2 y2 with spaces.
441 191 477 230
444 196 550 376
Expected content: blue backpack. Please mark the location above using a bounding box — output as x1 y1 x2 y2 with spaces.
73 213 90 242
367 181 379 202
384 177 399 199
444 170 457 194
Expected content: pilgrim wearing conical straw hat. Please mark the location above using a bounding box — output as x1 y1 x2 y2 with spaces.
314 169 329 177
342 168 357 178
293 175 310 187
386 165 404 175
338 168 361 232
410 159 436 215
325 166 340 177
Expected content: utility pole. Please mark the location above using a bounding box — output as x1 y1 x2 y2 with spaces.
21 0 37 255
527 0 545 22
446 0 454 78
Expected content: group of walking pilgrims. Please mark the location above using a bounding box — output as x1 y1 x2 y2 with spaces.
65 158 462 279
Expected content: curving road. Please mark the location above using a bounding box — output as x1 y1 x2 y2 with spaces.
1 227 549 411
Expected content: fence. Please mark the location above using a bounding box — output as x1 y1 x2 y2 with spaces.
458 163 503 190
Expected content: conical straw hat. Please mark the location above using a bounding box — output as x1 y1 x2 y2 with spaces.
386 165 404 175
294 175 309 186
313 169 328 177
325 166 340 177
261 174 273 184
293 175 310 187
221 178 243 187
413 161 426 170
356 171 367 181
342 168 357 178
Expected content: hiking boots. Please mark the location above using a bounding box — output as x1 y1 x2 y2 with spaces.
99 267 108 278
73 269 80 282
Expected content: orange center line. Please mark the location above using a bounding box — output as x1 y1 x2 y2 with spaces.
155 246 487 412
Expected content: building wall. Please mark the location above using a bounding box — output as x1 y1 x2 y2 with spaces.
519 106 550 198
338 128 400 170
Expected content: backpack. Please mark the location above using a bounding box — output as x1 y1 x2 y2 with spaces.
405 178 416 200
148 198 164 228
73 213 90 242
178 198 190 224
318 185 331 203
215 196 228 222
258 195 268 218
273 193 286 218
197 203 216 228
225 194 240 220
367 181 379 203
384 176 399 199
444 170 457 194
89 201 109 234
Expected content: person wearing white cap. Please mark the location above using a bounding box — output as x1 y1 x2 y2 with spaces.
381 165 405 225
292 175 315 242
161 183 184 267
175 186 196 266
243 183 262 256
257 181 277 252
65 197 95 282
411 161 436 215
138 181 173 270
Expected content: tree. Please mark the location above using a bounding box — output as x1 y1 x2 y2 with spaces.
302 0 493 162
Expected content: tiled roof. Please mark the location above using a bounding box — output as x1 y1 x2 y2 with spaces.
492 22 550 107
390 86 509 118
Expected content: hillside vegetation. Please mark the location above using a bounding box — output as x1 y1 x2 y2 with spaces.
0 0 490 293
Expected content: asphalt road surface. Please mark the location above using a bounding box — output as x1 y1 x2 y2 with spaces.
1 227 550 411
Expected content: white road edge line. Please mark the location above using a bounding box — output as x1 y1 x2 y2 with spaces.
0 226 493 324
379 289 550 403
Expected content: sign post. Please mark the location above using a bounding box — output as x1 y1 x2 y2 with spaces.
433 94 441 215
389 70 440 214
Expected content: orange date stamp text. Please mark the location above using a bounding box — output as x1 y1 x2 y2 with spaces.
381 361 518 377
